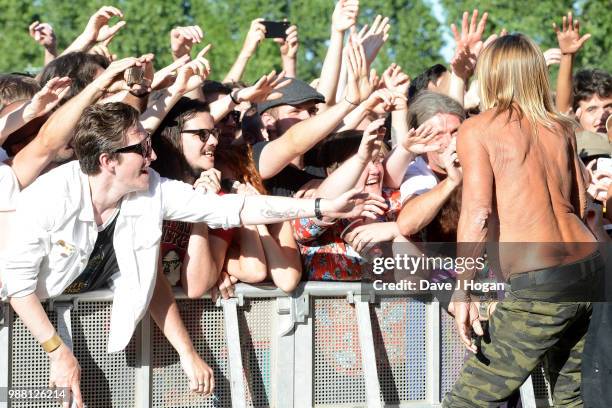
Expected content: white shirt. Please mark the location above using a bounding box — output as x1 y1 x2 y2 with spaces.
0 161 19 211
399 156 439 203
1 161 245 352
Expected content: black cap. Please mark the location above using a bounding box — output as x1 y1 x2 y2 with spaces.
257 78 325 113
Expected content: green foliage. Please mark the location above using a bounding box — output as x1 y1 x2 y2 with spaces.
0 0 608 84
439 0 611 72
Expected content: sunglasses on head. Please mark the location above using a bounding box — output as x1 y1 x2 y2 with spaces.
113 133 153 158
182 128 221 143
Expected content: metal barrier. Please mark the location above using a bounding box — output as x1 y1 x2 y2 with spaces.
0 282 552 407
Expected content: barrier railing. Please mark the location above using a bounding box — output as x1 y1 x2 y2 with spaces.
0 282 552 407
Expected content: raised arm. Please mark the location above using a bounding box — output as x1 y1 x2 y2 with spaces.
170 26 204 61
223 19 266 83
62 6 125 55
317 118 385 198
28 21 57 65
275 25 299 78
317 0 359 108
448 9 488 106
553 12 591 114
258 38 374 179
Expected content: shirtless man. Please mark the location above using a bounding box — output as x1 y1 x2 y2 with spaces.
443 34 602 407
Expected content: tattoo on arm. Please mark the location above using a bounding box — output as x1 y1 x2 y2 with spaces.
259 199 305 219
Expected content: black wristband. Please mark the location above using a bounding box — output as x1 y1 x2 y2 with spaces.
314 198 324 220
230 90 240 105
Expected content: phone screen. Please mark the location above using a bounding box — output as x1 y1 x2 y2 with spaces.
262 21 290 39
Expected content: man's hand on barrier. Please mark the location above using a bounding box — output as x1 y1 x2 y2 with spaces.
48 343 83 408
179 349 215 396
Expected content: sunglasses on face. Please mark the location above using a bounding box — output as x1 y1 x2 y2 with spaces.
182 128 221 143
113 133 153 158
220 110 241 125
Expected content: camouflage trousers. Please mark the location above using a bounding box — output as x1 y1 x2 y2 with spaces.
442 297 591 407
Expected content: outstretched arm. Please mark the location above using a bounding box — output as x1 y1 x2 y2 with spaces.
275 25 299 78
223 19 266 83
553 12 591 114
62 6 126 55
28 21 57 65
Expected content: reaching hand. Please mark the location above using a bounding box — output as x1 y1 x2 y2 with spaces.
169 45 212 95
81 6 126 45
354 15 390 65
344 37 377 104
382 63 410 98
29 21 56 51
235 70 289 104
88 37 117 61
48 343 83 408
210 271 238 303
450 9 488 81
151 55 190 90
362 88 405 114
332 0 359 33
400 123 441 155
179 349 215 396
25 77 71 119
357 118 386 162
543 48 562 66
242 19 266 57
450 299 483 353
91 56 143 94
275 25 299 59
322 188 388 220
553 12 591 55
170 25 204 60
194 169 222 195
440 137 462 186
344 221 401 252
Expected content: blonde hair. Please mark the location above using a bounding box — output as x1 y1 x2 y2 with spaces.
477 34 575 135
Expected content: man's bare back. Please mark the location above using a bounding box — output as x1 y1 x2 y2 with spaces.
462 108 597 277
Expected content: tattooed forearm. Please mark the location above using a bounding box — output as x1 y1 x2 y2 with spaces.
259 199 306 219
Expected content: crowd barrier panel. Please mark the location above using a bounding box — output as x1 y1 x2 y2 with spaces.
0 282 553 407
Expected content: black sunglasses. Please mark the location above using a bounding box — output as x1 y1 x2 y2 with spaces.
113 134 152 158
182 128 221 143
221 110 241 125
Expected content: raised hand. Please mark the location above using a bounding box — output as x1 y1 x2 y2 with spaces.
275 25 299 59
344 37 377 104
170 25 204 60
81 6 126 45
543 48 562 67
151 55 190 90
382 63 410 97
354 14 390 65
25 77 71 119
357 118 386 162
242 18 266 57
88 37 117 61
450 9 488 80
332 0 359 33
235 70 289 103
169 45 212 95
553 12 591 55
29 21 56 51
439 137 462 186
401 123 441 155
362 88 405 114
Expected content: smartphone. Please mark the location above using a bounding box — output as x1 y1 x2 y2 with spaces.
262 21 290 39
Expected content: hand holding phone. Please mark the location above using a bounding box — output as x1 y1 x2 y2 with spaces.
262 21 290 39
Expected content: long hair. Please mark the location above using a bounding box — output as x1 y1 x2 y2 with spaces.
214 144 267 194
477 34 575 135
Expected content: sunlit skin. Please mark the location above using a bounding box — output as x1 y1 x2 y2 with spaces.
424 113 462 173
576 94 612 134
113 123 157 194
181 112 218 175
262 101 318 141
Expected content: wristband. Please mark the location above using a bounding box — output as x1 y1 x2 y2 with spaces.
314 198 324 220
344 96 360 107
41 333 62 353
230 90 241 105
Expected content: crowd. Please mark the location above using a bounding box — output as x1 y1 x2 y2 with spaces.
0 2 611 407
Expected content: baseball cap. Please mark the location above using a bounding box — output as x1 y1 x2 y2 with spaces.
257 78 325 114
576 130 612 159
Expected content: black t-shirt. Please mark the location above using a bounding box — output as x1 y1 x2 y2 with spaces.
63 210 120 294
252 141 325 197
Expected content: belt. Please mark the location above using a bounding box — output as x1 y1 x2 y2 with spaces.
509 251 603 292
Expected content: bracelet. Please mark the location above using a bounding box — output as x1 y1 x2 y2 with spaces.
40 333 62 353
314 198 324 220
344 96 360 107
230 90 241 105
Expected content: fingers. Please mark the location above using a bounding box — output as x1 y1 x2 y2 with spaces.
476 12 488 36
461 11 469 38
469 9 478 34
196 43 212 59
72 380 83 408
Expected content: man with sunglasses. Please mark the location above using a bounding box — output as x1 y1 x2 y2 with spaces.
2 102 386 407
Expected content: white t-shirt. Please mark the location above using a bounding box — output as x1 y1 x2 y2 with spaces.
399 156 439 204
0 161 19 211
